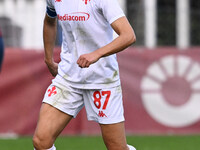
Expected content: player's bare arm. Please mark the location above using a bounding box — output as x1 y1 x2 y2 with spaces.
43 14 58 76
77 16 136 68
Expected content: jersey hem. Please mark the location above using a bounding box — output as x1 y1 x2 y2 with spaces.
56 74 121 89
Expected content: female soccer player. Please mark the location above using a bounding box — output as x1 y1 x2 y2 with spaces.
33 0 136 150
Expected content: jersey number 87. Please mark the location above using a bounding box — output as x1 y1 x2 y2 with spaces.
93 91 111 110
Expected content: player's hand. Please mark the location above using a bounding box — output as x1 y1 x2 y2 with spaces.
77 51 101 68
45 60 58 77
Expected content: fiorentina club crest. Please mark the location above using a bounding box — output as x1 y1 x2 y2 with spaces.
83 0 90 5
48 86 57 97
55 0 62 2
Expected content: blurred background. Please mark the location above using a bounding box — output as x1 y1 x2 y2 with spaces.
0 0 200 149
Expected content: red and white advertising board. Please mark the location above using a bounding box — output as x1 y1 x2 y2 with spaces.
0 47 200 135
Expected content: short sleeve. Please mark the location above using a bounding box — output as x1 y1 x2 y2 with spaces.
46 0 57 18
100 0 125 24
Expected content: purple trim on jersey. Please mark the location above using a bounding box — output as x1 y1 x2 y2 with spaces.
46 6 57 18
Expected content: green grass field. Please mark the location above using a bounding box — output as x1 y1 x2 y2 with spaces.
0 135 200 150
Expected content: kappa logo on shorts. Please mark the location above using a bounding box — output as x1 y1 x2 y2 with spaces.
48 86 57 97
98 111 107 117
82 0 90 5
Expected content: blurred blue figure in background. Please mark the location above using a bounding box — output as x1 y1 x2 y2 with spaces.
0 28 4 71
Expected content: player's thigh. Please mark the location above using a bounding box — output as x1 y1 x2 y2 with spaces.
99 122 128 150
34 103 73 141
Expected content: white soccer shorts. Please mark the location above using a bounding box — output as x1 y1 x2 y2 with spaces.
42 77 125 124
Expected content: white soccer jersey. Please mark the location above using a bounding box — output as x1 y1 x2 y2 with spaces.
46 0 125 89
